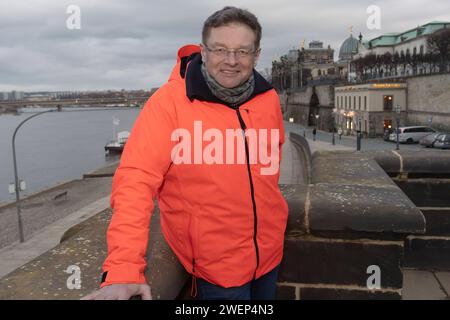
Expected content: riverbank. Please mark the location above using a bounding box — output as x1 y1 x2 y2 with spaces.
0 162 119 251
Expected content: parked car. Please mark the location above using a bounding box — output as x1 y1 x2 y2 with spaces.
383 128 394 141
389 126 436 143
433 133 450 149
419 132 444 147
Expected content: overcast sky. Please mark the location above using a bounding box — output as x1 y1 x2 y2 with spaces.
1 0 449 92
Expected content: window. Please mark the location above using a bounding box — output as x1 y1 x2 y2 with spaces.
359 96 361 110
364 96 367 110
413 47 417 55
349 96 352 108
420 45 424 55
353 97 356 109
383 95 393 111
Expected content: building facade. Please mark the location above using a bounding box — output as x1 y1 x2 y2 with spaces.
352 21 450 80
0 92 9 100
273 22 449 134
272 40 341 91
334 83 407 137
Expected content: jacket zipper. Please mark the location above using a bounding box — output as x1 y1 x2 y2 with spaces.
235 108 260 280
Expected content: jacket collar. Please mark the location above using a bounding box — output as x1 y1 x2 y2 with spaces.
185 53 273 108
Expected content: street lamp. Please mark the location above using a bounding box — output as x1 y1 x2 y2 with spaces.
11 107 61 242
314 114 320 141
394 104 401 150
340 110 346 138
356 116 362 151
331 108 337 145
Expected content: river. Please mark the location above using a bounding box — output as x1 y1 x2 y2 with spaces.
0 107 141 205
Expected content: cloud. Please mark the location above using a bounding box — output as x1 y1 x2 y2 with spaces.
0 0 449 91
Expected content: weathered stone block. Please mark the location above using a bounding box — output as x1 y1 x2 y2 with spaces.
404 236 450 270
394 179 450 207
280 236 404 289
279 184 307 234
276 285 297 300
421 209 450 236
308 183 425 237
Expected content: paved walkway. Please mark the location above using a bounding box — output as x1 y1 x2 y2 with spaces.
403 269 450 300
283 121 445 152
0 177 113 249
0 196 110 279
0 163 118 279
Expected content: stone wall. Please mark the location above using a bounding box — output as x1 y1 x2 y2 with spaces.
280 73 450 132
406 74 450 131
280 85 335 131
277 135 427 299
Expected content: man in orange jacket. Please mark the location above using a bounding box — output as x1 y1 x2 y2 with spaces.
83 6 288 300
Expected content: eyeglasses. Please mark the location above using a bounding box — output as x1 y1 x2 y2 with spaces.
203 44 258 59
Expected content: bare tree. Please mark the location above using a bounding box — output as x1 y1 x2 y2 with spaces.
427 28 450 73
393 51 400 76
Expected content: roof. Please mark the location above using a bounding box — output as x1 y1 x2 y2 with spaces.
339 35 359 60
365 21 450 48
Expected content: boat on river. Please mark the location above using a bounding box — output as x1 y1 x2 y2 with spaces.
105 130 129 155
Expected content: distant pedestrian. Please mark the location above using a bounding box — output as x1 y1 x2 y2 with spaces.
338 128 343 140
312 128 317 141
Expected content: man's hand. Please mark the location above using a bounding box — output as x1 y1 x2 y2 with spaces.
81 283 152 300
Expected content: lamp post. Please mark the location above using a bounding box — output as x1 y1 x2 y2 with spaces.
356 116 362 151
314 114 319 141
331 108 337 145
394 104 401 150
11 107 61 242
339 110 346 139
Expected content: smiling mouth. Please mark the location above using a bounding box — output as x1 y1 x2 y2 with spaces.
220 70 240 75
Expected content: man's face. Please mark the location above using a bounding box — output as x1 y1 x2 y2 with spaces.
201 23 260 89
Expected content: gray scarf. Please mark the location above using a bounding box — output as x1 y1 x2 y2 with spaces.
201 62 255 107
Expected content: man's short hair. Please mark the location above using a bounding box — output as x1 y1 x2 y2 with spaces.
202 6 262 49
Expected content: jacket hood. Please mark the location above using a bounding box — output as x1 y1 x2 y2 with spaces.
168 44 201 82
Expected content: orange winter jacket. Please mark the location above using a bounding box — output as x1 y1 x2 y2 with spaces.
101 44 288 289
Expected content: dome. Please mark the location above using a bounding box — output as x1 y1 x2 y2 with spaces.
339 35 359 61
